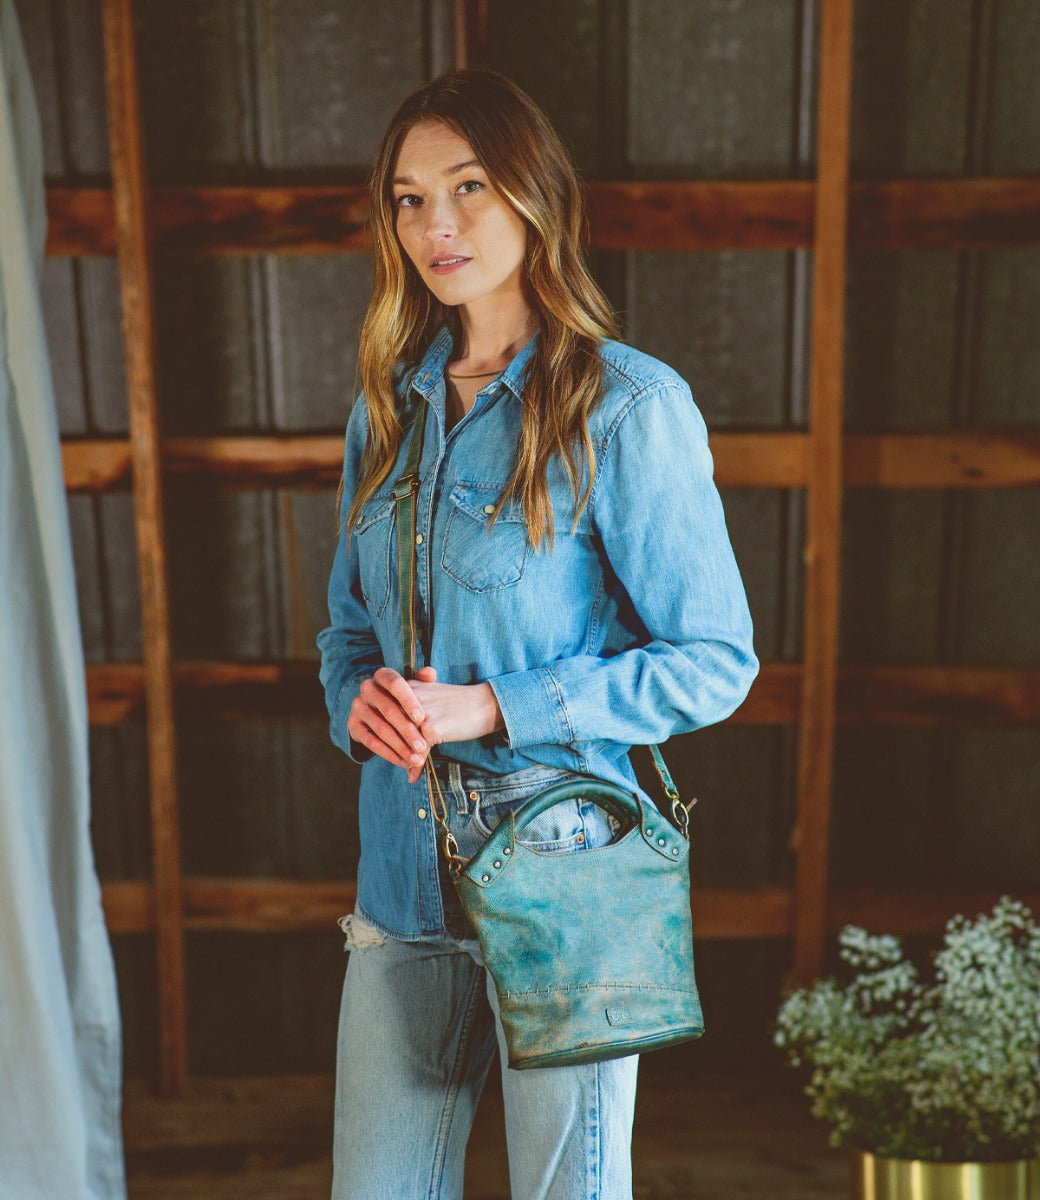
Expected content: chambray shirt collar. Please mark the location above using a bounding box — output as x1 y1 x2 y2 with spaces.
407 324 540 404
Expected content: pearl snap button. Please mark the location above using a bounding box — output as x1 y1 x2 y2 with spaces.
671 847 679 856
503 846 512 855
481 874 490 883
658 838 667 847
483 504 495 514
493 860 502 869
469 790 479 801
415 533 423 545
417 808 427 820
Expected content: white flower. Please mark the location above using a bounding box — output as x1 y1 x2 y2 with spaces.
775 898 1040 1161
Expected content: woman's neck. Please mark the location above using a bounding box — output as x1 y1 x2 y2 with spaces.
453 297 540 372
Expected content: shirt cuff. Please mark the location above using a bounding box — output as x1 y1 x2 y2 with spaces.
331 673 374 764
487 666 574 750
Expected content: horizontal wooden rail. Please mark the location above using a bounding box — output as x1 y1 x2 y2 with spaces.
829 888 1040 936
84 660 1040 728
100 878 1040 940
844 432 1040 487
61 432 1040 493
63 435 346 491
86 659 326 724
836 665 1040 726
46 178 1040 257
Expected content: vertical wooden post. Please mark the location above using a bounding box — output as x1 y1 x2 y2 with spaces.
454 0 489 69
101 0 186 1091
791 0 855 982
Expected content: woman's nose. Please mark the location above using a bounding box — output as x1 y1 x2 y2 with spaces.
422 194 458 240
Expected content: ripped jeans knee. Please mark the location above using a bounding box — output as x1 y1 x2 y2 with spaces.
338 912 387 951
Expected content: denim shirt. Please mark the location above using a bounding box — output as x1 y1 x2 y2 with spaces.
317 326 759 938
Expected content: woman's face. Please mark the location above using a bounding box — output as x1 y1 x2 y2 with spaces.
392 121 529 315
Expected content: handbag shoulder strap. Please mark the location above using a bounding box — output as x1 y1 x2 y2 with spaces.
390 399 691 837
391 401 427 676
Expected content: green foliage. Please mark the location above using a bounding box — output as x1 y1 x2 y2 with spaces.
775 898 1040 1162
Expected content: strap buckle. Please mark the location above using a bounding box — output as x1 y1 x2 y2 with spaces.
391 472 420 502
670 795 697 840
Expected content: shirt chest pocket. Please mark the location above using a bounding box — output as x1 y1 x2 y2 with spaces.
441 484 530 593
354 495 395 618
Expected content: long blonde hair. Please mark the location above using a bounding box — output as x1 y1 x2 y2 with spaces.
348 69 620 549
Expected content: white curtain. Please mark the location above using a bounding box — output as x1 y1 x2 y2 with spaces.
0 0 126 1195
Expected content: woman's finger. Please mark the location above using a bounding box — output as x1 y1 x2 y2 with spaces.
346 718 413 770
359 676 427 752
373 666 426 724
348 715 421 771
355 703 425 766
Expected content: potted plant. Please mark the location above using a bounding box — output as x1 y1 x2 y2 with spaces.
775 896 1040 1199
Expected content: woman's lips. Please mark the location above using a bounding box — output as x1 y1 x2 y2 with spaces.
429 256 471 275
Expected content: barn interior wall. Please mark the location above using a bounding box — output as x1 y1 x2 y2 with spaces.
15 0 1039 1077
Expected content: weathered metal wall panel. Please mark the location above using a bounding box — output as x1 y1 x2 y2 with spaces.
627 0 809 179
185 932 342 1075
850 0 977 177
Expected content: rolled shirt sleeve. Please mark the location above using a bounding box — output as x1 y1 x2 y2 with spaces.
488 382 759 749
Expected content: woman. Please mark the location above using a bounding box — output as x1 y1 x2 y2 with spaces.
317 68 758 1200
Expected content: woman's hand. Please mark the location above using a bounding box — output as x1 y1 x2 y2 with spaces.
410 669 504 764
347 667 430 779
347 666 505 784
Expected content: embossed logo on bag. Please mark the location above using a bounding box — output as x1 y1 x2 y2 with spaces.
606 1007 632 1026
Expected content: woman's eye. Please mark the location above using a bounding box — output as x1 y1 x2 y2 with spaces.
457 179 484 195
395 193 421 208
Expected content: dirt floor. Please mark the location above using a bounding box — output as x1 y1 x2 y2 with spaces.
123 1059 851 1199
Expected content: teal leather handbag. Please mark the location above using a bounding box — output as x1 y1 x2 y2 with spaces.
452 773 704 1069
393 401 704 1069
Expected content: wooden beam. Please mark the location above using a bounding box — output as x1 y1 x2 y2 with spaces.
61 431 1040 493
87 661 147 724
712 433 809 487
100 880 155 935
737 662 801 725
454 0 489 68
852 177 1040 249
830 889 1040 936
63 434 347 491
44 178 1040 257
183 879 356 932
84 659 326 723
791 0 854 985
837 665 1040 726
61 437 135 490
844 432 1040 488
101 878 1040 942
101 0 186 1092
587 181 813 250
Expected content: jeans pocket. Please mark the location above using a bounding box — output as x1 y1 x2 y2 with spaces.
474 796 615 853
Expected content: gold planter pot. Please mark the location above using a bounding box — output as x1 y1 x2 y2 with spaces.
856 1151 1040 1200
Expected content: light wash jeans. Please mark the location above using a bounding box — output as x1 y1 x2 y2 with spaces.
332 761 639 1200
